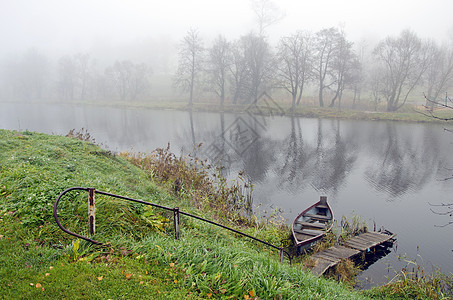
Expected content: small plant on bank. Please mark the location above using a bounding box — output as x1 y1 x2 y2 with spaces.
120 144 256 226
365 253 453 299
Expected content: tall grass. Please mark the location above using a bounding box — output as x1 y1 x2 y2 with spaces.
364 254 453 299
120 144 256 226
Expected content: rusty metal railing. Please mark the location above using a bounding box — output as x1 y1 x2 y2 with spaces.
53 187 290 263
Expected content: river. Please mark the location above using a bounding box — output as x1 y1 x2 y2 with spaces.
1 102 453 288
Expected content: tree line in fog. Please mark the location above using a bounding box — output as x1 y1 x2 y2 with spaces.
1 27 452 112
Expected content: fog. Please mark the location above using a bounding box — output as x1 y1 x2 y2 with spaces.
2 0 452 57
2 0 453 105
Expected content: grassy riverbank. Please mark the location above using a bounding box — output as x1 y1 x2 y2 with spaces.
1 129 452 299
4 98 453 123
0 129 367 299
50 99 453 123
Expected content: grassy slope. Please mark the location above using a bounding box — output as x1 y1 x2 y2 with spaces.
0 129 367 299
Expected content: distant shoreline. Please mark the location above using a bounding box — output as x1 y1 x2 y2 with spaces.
2 99 453 124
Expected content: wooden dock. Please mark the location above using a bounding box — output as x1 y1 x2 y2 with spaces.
309 231 396 276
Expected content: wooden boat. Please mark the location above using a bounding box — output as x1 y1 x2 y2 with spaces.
292 196 334 252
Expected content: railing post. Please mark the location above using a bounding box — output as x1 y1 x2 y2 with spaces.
88 188 95 236
280 247 284 263
174 207 180 239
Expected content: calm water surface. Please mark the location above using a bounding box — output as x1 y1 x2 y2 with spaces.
2 102 453 288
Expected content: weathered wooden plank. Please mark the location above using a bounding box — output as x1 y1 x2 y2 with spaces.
356 233 388 243
294 233 313 241
294 229 322 236
314 249 341 260
304 213 331 221
297 221 326 229
343 238 371 250
325 245 360 258
308 231 396 276
310 258 337 276
312 253 340 262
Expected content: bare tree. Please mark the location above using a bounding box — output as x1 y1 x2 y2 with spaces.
207 35 231 107
276 31 313 111
313 28 342 107
74 53 91 100
373 30 434 111
229 38 250 104
242 33 275 103
174 28 204 107
57 56 76 101
328 30 359 108
250 0 285 36
424 43 453 108
57 53 94 101
5 49 51 101
368 64 386 111
106 60 151 101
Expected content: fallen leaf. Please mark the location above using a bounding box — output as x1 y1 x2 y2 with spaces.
125 273 132 279
139 281 144 285
45 273 50 277
249 290 256 297
30 283 34 286
169 262 175 268
207 293 212 298
49 266 54 270
244 295 249 300
145 271 148 275
41 287 45 292
220 289 226 294
35 283 42 288
174 279 177 284
98 276 103 281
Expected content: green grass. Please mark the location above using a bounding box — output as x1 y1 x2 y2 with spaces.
0 129 369 299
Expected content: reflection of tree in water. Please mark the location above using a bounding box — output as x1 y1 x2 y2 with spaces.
277 117 316 192
101 108 156 149
277 118 357 195
364 123 440 198
240 135 279 183
311 119 358 195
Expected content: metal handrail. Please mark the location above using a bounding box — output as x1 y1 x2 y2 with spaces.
53 187 291 263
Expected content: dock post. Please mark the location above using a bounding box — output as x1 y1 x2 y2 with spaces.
174 207 180 239
88 188 95 236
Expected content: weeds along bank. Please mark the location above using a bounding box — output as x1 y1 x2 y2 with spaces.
0 129 367 299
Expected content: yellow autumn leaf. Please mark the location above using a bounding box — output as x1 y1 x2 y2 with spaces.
45 273 50 277
126 273 132 279
174 279 177 284
169 262 175 268
35 283 42 288
207 293 212 298
98 276 103 281
249 289 256 297
49 266 53 270
244 295 249 300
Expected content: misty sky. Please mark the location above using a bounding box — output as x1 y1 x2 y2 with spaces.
1 0 453 57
